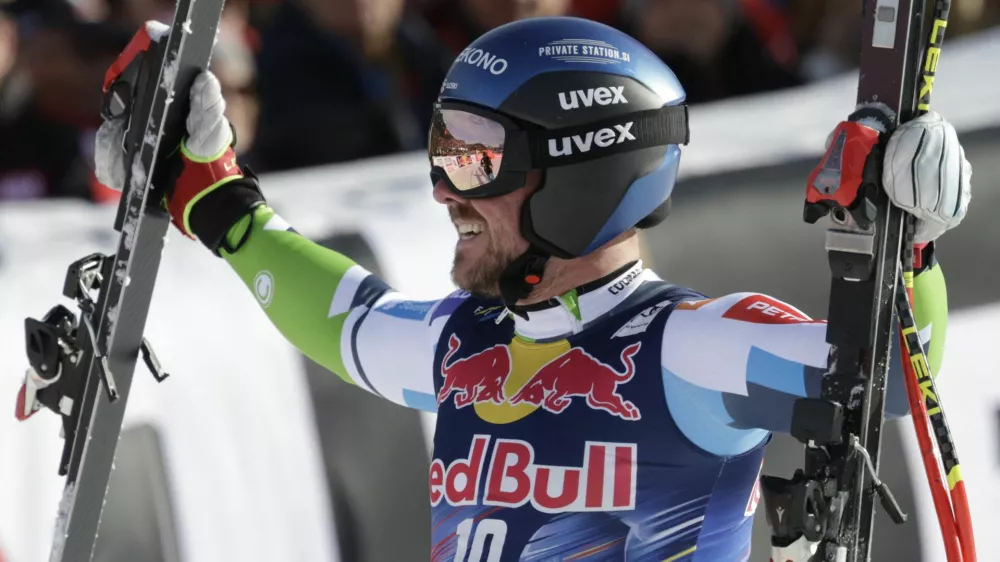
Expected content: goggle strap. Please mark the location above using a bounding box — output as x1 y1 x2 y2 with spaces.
527 105 689 168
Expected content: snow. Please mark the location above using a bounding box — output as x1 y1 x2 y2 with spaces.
128 157 147 200
106 304 119 335
122 157 145 252
160 53 179 93
46 482 75 562
144 21 170 42
121 215 138 251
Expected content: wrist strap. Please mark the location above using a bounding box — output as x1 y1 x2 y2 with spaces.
187 168 266 255
167 145 245 237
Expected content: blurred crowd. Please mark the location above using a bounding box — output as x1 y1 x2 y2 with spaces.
0 0 998 202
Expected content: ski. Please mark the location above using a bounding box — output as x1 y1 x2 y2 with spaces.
14 2 227 561
760 1 931 561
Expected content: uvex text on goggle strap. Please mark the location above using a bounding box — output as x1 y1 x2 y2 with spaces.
428 102 689 198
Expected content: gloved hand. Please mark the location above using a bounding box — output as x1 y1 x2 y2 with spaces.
95 23 264 253
882 110 972 243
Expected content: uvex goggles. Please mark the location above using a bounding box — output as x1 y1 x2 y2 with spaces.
428 101 689 198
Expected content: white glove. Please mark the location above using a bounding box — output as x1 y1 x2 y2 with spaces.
882 111 972 243
94 117 127 191
183 70 233 159
94 71 233 191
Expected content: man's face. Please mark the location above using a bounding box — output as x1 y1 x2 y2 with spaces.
432 173 540 297
22 28 113 124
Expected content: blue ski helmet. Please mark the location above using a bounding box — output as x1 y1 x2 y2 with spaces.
428 17 688 303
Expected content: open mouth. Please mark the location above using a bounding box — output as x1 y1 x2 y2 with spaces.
456 222 484 240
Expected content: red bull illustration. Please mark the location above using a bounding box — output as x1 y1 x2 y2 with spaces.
510 343 642 420
438 334 512 408
438 335 643 421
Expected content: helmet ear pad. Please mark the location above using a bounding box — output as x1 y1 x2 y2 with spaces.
520 147 669 258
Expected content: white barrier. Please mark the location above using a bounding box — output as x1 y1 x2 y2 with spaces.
1 203 337 562
0 152 462 561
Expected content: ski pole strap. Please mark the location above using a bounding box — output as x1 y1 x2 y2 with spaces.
164 147 243 236
913 242 930 270
186 170 267 256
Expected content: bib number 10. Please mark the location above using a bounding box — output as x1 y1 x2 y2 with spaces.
454 518 507 562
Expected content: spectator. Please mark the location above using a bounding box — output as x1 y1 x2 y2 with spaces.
423 0 573 56
480 149 493 181
104 0 174 28
0 0 130 201
623 0 803 104
571 0 627 27
0 9 15 90
790 0 861 82
210 5 259 157
948 0 1000 35
248 0 452 172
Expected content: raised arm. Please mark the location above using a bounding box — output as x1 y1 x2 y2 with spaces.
93 66 462 413
214 205 463 412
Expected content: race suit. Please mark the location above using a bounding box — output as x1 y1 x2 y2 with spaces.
221 205 947 561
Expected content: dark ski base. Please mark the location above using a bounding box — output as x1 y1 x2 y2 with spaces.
761 1 930 561
19 2 228 561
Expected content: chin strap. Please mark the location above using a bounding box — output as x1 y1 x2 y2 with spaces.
498 247 550 315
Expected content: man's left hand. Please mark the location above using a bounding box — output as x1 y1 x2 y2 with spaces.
883 111 972 243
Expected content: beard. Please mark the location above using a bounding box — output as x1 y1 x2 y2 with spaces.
449 206 522 298
452 235 514 298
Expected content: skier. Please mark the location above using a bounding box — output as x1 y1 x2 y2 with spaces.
480 150 494 181
92 16 971 562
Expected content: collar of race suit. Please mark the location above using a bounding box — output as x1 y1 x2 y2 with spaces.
504 260 655 342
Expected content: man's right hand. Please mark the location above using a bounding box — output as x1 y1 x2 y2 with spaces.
95 25 264 253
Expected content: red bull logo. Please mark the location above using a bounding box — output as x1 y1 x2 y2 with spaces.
429 435 637 512
437 335 642 421
509 343 641 420
437 334 511 408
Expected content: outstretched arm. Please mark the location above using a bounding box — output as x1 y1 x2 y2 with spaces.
94 56 457 410
217 204 464 412
660 250 947 456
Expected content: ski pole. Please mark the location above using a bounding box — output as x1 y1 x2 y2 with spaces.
895 273 974 561
896 275 963 562
896 1 977 560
